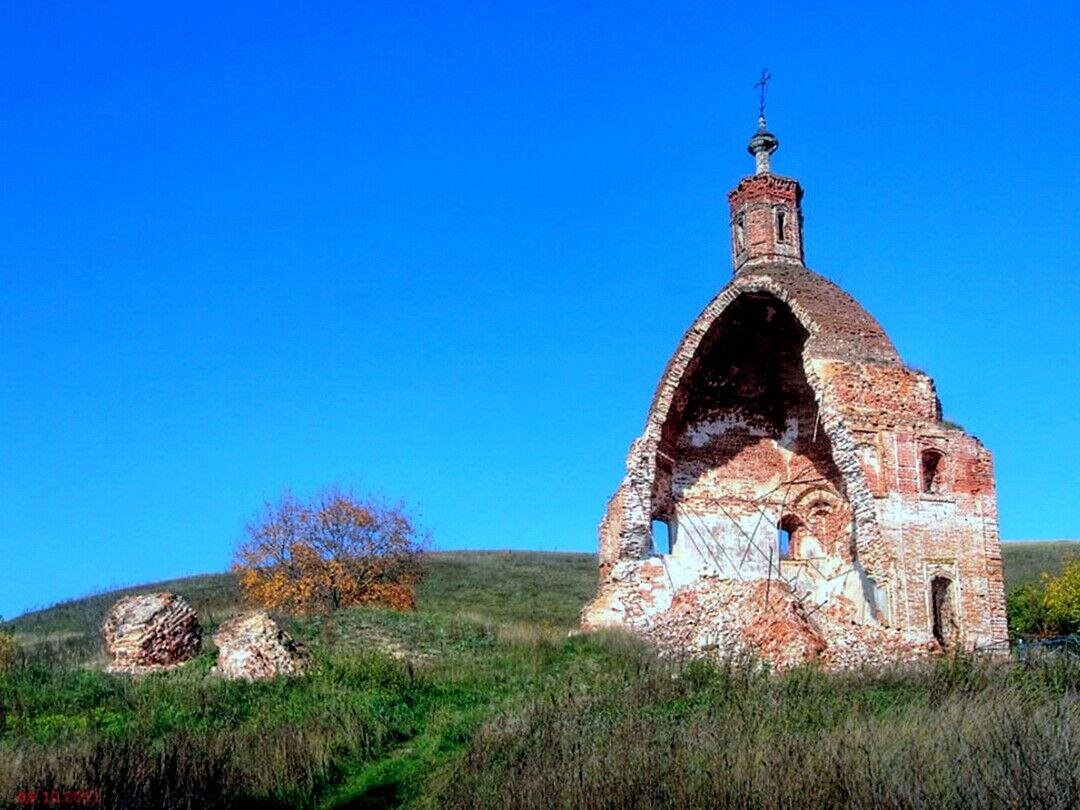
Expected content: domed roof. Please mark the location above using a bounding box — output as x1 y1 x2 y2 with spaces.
735 263 901 365
645 263 901 430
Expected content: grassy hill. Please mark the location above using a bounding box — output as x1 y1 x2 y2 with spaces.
9 541 1074 650
2 546 1079 809
1001 540 1079 592
6 552 599 666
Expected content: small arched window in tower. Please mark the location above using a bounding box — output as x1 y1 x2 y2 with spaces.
734 215 745 252
921 449 945 494
776 209 787 243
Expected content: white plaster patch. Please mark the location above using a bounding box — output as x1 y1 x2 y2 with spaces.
685 413 772 447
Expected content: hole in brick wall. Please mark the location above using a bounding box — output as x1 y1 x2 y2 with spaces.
734 215 745 252
654 293 851 579
776 209 786 242
778 515 800 560
921 449 944 494
652 519 672 555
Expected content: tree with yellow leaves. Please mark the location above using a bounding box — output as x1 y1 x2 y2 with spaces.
233 488 427 614
1044 559 1080 636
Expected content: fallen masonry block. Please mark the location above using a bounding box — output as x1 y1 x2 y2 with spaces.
103 592 201 673
212 611 307 681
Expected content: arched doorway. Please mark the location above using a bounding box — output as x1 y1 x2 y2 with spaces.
930 576 957 647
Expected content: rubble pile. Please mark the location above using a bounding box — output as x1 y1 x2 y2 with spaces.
650 578 827 671
102 592 201 673
813 604 937 670
212 612 307 681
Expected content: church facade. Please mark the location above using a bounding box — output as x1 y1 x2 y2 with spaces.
581 115 1008 669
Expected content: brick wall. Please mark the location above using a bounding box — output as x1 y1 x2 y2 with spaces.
582 260 1008 667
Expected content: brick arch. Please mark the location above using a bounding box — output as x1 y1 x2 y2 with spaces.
615 265 896 582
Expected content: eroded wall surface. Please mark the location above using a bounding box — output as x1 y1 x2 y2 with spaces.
583 264 1008 669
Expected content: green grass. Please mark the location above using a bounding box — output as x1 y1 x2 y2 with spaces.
416 551 597 627
2 547 1080 809
1001 541 1079 593
5 552 598 663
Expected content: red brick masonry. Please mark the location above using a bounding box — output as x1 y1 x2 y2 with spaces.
582 166 1007 669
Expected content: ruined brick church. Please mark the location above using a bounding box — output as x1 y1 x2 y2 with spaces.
582 112 1008 669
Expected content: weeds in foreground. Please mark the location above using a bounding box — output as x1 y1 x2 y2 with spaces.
3 549 1080 809
438 641 1080 810
2 625 1079 809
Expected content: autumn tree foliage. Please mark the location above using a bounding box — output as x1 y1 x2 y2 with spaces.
233 489 427 614
1005 557 1080 638
1044 559 1080 635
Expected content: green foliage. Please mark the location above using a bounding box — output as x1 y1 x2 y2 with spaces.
1045 559 1080 635
2 550 1080 808
1004 556 1080 638
1006 583 1051 638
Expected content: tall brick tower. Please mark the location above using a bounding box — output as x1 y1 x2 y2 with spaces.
581 99 1009 669
728 115 804 272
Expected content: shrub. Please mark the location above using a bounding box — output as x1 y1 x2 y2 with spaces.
1006 582 1050 638
0 632 18 669
1045 560 1080 636
233 488 427 614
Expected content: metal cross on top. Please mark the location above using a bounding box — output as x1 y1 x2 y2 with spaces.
755 69 772 118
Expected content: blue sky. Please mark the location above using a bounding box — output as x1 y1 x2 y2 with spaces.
1 2 1077 619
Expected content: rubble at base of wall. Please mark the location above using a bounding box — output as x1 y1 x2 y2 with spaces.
650 578 826 671
102 592 201 674
587 575 936 672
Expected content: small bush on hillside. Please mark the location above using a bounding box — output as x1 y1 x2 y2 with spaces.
233 488 427 614
1007 583 1051 638
0 632 18 669
1045 560 1080 635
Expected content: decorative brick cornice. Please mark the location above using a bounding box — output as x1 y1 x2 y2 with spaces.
727 173 802 203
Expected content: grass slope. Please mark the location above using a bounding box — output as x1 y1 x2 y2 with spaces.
6 552 598 661
1000 540 1079 592
1 546 1078 809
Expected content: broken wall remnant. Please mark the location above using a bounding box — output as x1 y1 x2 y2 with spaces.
582 115 1008 669
102 592 201 673
212 612 307 681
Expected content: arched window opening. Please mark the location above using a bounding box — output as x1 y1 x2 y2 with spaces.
776 209 787 242
921 449 944 494
652 519 672 555
778 515 801 560
734 215 745 252
930 576 957 647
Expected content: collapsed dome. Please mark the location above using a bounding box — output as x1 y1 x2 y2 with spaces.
582 120 1007 668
